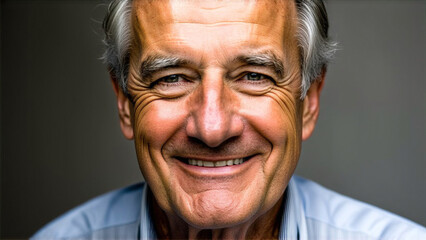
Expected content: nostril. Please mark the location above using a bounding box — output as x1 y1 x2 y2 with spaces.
185 113 244 148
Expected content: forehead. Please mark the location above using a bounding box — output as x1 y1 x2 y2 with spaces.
131 0 298 62
134 0 291 22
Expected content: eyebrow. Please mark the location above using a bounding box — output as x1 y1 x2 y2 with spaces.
140 55 191 79
234 52 285 78
140 51 285 79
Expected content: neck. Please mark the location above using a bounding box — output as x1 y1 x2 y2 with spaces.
149 190 286 240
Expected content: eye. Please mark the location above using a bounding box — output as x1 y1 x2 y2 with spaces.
240 72 273 83
231 71 274 95
158 74 181 84
151 74 188 88
149 73 198 98
245 72 264 81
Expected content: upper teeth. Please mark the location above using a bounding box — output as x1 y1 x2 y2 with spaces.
187 158 244 167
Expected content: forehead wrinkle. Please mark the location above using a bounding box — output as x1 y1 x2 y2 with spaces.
132 0 292 30
131 0 174 50
169 0 258 24
168 0 291 29
173 20 261 25
131 0 294 44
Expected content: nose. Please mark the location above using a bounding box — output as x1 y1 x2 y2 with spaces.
186 73 244 148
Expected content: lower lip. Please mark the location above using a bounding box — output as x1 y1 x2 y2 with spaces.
173 155 259 178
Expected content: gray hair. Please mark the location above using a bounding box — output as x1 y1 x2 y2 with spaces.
102 0 337 99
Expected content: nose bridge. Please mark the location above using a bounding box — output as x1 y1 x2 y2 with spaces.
202 75 227 132
187 69 243 147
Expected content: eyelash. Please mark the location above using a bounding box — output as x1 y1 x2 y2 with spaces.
151 74 189 87
239 72 274 84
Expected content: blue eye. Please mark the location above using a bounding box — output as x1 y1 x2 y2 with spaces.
160 74 180 83
246 72 264 81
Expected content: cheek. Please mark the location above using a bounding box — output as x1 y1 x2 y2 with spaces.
240 89 302 181
266 87 303 158
265 88 303 180
239 89 302 148
134 100 187 148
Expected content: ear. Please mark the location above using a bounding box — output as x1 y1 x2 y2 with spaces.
301 68 325 141
111 75 134 140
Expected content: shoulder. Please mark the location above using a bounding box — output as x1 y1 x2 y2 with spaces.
292 176 426 239
31 182 146 240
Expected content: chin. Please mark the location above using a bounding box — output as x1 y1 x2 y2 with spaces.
169 183 267 229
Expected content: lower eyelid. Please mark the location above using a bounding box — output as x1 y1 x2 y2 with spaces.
159 82 185 86
155 78 197 89
243 79 270 85
240 74 275 83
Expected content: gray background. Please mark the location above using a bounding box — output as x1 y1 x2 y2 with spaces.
1 0 425 238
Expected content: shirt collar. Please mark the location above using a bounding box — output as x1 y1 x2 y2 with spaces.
139 184 157 239
138 176 306 240
279 176 307 240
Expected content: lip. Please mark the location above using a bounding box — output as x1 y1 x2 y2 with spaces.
176 155 250 163
173 154 260 178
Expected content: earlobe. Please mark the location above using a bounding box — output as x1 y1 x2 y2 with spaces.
110 75 134 140
301 69 325 141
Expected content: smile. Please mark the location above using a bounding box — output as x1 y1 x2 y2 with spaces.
176 156 250 168
187 158 245 167
174 155 261 178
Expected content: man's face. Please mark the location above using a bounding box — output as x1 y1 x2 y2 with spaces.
121 0 310 229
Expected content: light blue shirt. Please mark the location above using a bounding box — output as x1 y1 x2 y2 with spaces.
32 176 426 239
